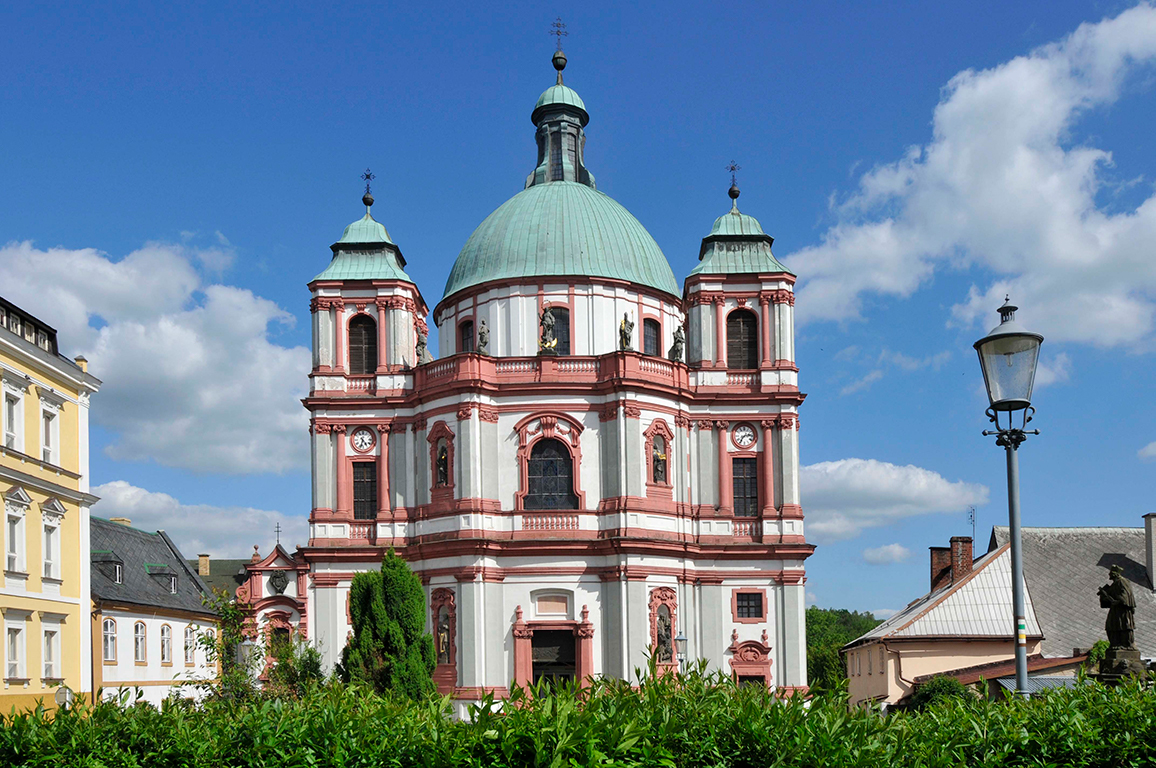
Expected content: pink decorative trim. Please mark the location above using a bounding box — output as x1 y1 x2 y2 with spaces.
731 588 768 624
426 420 455 503
643 418 674 490
477 406 499 423
622 404 642 419
727 638 773 688
457 403 475 421
431 587 457 693
514 412 586 511
648 586 679 673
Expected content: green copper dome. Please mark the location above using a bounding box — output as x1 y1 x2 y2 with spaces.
443 181 679 299
709 203 766 237
312 203 414 283
337 212 393 245
689 191 792 277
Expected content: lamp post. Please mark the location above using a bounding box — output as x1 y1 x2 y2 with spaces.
674 630 687 672
973 296 1043 696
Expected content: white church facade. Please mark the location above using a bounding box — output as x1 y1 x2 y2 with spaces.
241 50 813 702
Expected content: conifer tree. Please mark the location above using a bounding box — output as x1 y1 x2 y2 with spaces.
338 549 436 699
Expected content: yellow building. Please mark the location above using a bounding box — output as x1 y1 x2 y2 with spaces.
1 297 101 711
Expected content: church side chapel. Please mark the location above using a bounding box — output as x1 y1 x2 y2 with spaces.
242 40 813 705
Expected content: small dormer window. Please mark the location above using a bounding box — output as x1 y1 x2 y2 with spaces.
169 575 177 594
114 563 122 584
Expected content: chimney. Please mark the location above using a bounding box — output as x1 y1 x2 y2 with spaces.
1145 513 1155 591
198 554 211 577
950 536 974 583
74 355 88 373
109 517 131 527
930 546 952 592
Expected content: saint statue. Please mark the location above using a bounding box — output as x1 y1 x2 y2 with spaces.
436 611 451 664
416 329 433 364
652 439 667 484
436 444 449 487
619 312 634 351
539 306 557 354
656 612 673 663
1098 565 1136 650
477 319 490 356
668 324 685 362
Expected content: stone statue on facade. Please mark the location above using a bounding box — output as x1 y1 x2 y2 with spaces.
1097 564 1146 681
668 324 685 362
436 444 449 487
539 306 557 354
436 611 451 664
619 312 634 351
652 440 667 484
416 329 433 364
656 612 673 663
477 319 490 356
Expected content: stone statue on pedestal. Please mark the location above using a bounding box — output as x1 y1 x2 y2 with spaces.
539 306 557 355
477 319 490 356
1097 564 1146 681
668 324 685 362
619 312 634 351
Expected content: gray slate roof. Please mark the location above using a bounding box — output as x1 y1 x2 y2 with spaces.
91 517 216 619
187 558 249 597
991 526 1156 660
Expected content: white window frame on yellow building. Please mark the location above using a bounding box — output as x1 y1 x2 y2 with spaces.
1 371 29 453
37 389 64 467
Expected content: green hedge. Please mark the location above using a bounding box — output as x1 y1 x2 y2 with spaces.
2 671 1154 767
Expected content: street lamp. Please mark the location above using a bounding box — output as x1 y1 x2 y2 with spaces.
974 296 1042 696
674 630 687 672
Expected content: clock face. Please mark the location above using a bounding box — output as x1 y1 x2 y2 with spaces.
351 428 375 452
733 424 756 448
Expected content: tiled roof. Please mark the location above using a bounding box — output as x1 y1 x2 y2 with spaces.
847 544 1042 647
90 517 216 618
991 526 1156 659
187 558 248 597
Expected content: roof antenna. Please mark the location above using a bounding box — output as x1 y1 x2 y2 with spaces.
550 18 568 85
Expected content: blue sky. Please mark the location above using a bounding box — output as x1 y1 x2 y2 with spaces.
2 1 1154 616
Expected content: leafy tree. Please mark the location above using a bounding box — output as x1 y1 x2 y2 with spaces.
195 588 260 701
806 606 882 694
265 638 326 700
338 549 436 699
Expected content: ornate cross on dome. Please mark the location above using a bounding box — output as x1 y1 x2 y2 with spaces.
361 168 375 196
549 17 568 51
726 161 741 186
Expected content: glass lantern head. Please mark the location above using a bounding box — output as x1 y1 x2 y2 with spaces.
973 298 1043 412
674 630 687 659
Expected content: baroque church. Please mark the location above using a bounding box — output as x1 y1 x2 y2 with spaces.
238 49 813 702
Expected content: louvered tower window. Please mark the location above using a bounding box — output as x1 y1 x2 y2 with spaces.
348 316 377 374
459 320 475 353
353 462 377 520
643 319 660 356
550 133 564 181
726 310 758 370
732 457 758 517
525 439 578 510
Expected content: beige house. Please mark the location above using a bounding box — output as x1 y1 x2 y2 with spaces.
845 517 1156 707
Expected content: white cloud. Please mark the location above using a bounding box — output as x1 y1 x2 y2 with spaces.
1034 352 1072 387
872 608 899 620
782 4 1156 350
92 480 308 559
862 543 912 565
0 240 310 474
801 458 989 542
840 369 883 396
1139 441 1156 461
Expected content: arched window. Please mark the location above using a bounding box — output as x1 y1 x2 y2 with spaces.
459 320 475 354
348 315 378 374
552 308 570 356
134 622 147 663
160 625 172 664
102 618 116 662
184 626 196 665
643 319 661 356
525 438 578 510
726 309 758 370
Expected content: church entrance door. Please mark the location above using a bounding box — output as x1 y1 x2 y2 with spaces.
531 629 576 684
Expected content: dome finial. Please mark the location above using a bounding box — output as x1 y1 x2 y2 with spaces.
550 17 568 85
726 161 742 210
361 168 375 212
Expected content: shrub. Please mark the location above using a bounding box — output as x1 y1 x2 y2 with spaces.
337 549 436 699
910 674 975 709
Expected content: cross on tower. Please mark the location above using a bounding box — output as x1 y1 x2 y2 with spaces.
274 522 282 545
549 17 568 51
361 168 375 196
726 161 742 186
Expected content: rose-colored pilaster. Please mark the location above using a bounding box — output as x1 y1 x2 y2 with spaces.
334 425 350 516
512 606 534 689
759 295 772 366
713 297 726 368
375 300 389 373
376 424 390 517
333 301 346 374
760 420 776 516
576 605 595 689
715 421 732 516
